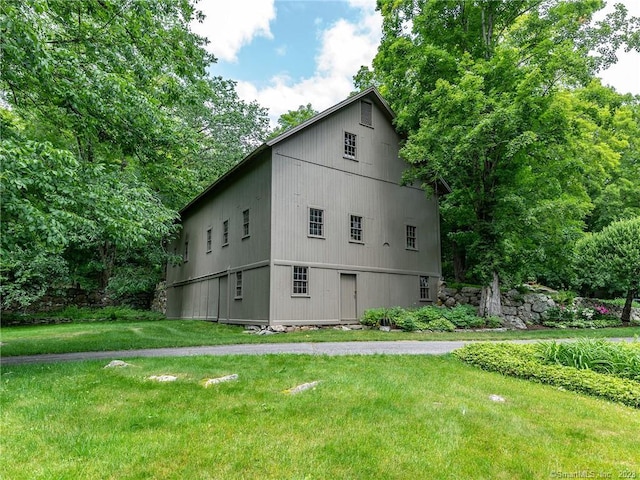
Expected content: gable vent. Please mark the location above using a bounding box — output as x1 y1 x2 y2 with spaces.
360 100 373 127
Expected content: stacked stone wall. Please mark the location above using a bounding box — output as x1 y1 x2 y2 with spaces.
437 283 639 328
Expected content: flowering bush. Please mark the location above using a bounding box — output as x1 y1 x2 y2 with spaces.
543 301 621 328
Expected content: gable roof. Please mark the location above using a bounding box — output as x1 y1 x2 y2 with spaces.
180 87 394 215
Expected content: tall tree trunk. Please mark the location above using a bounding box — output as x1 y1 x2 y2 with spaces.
479 271 502 317
452 240 467 282
621 288 636 324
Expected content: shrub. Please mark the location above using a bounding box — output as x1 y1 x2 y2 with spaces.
441 305 484 328
414 306 447 323
360 307 406 328
543 300 623 329
425 318 456 332
535 339 640 382
454 343 640 408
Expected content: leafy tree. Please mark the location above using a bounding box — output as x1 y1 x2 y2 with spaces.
0 0 269 309
574 218 640 323
269 104 318 138
364 0 639 316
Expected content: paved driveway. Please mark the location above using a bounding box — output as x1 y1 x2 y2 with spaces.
1 338 634 366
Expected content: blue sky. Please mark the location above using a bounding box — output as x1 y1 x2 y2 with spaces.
191 0 640 126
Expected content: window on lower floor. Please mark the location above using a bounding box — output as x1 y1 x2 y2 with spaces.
235 271 243 299
350 214 363 243
406 225 417 250
292 266 309 296
420 276 430 301
309 208 324 237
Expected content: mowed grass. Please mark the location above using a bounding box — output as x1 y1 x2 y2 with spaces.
1 320 639 356
2 354 639 479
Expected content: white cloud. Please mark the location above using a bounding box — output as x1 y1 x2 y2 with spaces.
238 2 382 126
191 0 276 62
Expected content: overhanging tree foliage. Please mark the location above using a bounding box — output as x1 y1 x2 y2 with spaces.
0 0 270 309
359 0 639 316
574 217 640 323
269 104 319 139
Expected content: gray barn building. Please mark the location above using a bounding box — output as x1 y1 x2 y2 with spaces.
166 87 444 325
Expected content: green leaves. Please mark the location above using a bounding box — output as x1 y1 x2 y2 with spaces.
574 217 640 295
1 1 270 308
370 0 640 290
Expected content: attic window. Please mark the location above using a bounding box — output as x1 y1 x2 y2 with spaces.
344 132 357 160
360 101 373 127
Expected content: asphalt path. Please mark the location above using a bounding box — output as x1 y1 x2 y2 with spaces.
1 338 634 366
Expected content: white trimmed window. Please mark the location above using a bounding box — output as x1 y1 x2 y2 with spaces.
242 209 250 238
344 132 357 160
420 276 430 301
350 215 363 243
406 225 417 250
293 266 309 296
235 271 243 299
206 228 212 253
309 208 324 237
360 100 373 127
222 219 229 246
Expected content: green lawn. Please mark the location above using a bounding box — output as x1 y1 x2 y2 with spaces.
1 320 639 356
1 354 638 479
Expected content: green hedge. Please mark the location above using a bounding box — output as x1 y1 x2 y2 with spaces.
453 343 640 408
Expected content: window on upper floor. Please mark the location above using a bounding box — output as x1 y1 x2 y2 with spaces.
242 209 250 238
183 240 189 262
420 276 430 301
360 100 373 127
309 207 324 238
235 271 243 299
292 266 309 296
206 228 212 253
406 225 417 250
222 219 229 246
350 214 363 243
344 132 357 160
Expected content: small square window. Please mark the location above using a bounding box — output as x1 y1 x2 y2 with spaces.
420 276 430 301
222 219 229 246
350 215 363 243
242 209 250 238
344 132 357 160
235 271 243 299
293 266 309 296
361 101 373 127
406 225 417 250
206 228 212 253
309 208 324 237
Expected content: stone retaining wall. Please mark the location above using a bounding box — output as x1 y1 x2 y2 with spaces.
437 283 639 328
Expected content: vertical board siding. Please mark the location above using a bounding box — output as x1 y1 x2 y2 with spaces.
166 152 272 320
168 90 441 324
269 94 440 323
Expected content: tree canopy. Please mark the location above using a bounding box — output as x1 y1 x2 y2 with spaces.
269 104 319 138
359 0 640 315
574 217 640 322
1 0 270 308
